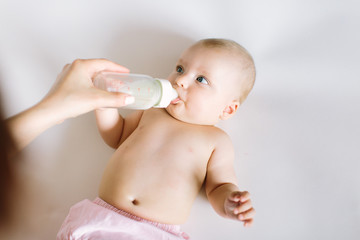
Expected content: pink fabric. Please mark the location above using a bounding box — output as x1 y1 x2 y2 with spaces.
57 198 190 240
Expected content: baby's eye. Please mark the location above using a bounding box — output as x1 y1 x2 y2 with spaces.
196 76 209 85
176 65 184 74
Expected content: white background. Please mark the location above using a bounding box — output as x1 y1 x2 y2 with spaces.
1 0 359 239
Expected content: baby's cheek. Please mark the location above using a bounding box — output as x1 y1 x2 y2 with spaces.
187 103 204 118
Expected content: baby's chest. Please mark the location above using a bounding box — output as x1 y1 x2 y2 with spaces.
138 110 216 162
156 129 214 164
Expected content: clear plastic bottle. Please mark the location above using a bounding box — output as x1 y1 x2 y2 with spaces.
93 72 178 110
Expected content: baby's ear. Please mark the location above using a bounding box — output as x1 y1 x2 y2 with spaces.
220 100 240 120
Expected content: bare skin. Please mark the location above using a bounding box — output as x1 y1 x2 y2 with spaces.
5 59 132 151
98 108 215 224
96 42 256 227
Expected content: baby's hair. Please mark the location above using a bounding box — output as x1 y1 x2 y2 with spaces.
197 38 256 104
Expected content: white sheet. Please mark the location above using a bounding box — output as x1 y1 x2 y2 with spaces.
1 1 359 239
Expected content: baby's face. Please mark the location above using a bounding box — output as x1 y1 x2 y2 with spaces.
166 44 241 125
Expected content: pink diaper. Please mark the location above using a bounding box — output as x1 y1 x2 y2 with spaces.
57 198 189 240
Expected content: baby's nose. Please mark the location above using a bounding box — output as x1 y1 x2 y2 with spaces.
175 76 188 89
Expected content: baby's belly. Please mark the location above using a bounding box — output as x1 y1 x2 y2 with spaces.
98 151 204 224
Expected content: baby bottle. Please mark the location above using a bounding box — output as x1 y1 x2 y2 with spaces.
93 72 178 110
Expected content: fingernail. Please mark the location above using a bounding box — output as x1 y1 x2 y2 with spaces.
125 96 135 105
239 214 244 220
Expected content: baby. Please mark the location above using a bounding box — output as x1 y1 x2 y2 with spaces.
57 38 256 239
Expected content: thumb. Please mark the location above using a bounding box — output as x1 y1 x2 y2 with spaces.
95 91 135 108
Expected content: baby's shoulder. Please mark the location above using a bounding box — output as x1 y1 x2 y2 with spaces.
204 125 228 136
202 126 232 144
207 127 236 158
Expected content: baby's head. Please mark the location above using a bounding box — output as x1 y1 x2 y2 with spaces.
166 38 256 125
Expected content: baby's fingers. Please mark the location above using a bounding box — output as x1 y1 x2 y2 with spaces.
234 199 253 215
243 218 254 227
238 207 256 222
229 191 250 202
239 191 251 202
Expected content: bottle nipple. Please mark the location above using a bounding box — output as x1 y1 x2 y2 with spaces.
153 79 178 108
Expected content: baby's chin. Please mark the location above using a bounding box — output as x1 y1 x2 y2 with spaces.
165 105 185 122
165 105 217 126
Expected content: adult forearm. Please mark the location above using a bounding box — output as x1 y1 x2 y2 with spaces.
6 102 65 151
4 59 131 153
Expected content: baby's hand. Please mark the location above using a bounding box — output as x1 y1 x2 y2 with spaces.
224 191 255 227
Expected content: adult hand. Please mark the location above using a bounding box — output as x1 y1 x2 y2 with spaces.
6 58 133 151
44 58 134 119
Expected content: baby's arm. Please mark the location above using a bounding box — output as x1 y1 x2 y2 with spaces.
95 109 143 149
205 132 255 227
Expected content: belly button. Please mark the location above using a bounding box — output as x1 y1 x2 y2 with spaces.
131 199 139 205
